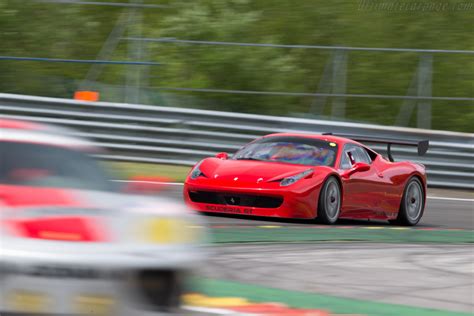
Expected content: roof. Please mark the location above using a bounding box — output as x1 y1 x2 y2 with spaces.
0 118 98 151
263 132 359 146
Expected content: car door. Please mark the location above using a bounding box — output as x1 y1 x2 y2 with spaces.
339 144 383 218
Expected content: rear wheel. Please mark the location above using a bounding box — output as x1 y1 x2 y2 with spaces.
390 177 425 226
317 177 341 225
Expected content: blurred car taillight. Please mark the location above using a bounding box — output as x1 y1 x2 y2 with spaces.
6 217 108 242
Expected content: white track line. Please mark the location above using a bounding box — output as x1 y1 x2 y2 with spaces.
183 305 247 315
113 180 184 186
426 196 474 202
114 180 474 202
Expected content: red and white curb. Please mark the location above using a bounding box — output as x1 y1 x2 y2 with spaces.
182 293 331 315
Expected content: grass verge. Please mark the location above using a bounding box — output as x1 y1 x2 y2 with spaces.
106 161 191 182
210 226 474 244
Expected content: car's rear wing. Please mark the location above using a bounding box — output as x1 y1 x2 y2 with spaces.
322 133 429 162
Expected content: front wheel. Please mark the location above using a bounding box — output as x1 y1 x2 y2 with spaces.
317 177 341 225
390 177 425 226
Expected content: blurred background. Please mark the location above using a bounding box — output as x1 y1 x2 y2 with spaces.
1 0 473 132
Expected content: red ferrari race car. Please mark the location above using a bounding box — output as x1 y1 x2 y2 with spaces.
184 133 429 226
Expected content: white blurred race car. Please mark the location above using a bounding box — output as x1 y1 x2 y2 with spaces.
0 119 206 315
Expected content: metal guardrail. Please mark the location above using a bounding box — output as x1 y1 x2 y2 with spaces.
0 93 472 189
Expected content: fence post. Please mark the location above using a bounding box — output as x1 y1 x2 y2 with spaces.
331 50 348 119
309 52 333 115
416 54 433 129
395 54 433 128
310 49 347 119
125 0 143 104
79 11 128 92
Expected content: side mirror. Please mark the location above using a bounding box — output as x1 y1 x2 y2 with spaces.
215 152 229 160
342 162 370 179
353 162 370 172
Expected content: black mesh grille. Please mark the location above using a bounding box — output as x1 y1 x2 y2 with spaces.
188 190 283 208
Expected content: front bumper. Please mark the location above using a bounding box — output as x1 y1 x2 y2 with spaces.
0 259 188 316
184 182 321 219
0 240 206 315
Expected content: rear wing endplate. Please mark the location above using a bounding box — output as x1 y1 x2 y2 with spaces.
322 133 429 162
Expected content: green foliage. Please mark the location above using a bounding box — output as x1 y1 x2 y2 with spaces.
0 0 472 131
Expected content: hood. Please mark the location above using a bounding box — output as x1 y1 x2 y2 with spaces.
198 158 314 185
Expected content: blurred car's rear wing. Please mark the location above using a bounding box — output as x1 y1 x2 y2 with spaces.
322 133 429 162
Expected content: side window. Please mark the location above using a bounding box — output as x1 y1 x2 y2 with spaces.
339 145 371 169
340 147 353 170
364 147 378 161
353 146 372 164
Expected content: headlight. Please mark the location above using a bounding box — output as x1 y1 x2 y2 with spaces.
190 161 205 179
280 169 313 187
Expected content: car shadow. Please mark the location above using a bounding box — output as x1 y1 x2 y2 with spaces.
199 212 437 228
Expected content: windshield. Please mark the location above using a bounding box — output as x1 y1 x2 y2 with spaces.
0 142 115 192
233 136 338 167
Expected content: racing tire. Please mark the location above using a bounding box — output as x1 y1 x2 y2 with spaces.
390 177 425 226
317 176 341 225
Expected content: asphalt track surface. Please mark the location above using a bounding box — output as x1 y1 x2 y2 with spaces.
163 186 474 230
198 243 474 313
159 185 473 313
